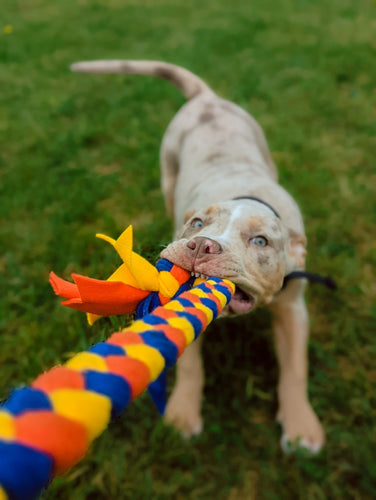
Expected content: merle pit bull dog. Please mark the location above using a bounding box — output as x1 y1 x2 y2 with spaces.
71 60 325 453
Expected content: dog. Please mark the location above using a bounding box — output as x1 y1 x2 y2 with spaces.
71 60 325 453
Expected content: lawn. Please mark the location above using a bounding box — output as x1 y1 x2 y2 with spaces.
1 0 375 498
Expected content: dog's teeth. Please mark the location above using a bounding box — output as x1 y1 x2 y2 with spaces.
200 274 206 279
191 272 195 277
195 273 200 278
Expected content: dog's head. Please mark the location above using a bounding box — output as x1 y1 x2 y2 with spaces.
160 200 306 315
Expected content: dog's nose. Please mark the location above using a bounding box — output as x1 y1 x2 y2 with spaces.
186 237 222 255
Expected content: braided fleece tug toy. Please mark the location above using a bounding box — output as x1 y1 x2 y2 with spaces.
50 225 211 325
0 227 234 500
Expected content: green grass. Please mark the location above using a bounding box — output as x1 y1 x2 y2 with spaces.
1 0 376 498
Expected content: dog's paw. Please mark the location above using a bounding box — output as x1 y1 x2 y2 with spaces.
277 402 325 455
164 393 203 439
280 433 323 455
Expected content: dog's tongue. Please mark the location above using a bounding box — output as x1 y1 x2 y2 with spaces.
229 287 254 314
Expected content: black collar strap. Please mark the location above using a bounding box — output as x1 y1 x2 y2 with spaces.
282 271 337 291
232 196 281 219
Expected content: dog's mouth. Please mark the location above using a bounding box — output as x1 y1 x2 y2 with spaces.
229 285 255 314
190 271 210 279
189 271 254 315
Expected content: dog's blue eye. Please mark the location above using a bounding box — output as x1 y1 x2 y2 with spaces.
191 218 203 228
251 236 268 247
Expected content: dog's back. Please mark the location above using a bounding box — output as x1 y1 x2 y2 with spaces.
71 60 282 226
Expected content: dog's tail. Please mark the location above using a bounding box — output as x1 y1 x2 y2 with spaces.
70 60 212 100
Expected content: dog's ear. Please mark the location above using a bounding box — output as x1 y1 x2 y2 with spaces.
184 209 197 223
287 229 307 270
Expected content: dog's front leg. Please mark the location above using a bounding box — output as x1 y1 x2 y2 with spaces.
269 280 325 454
164 335 204 438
